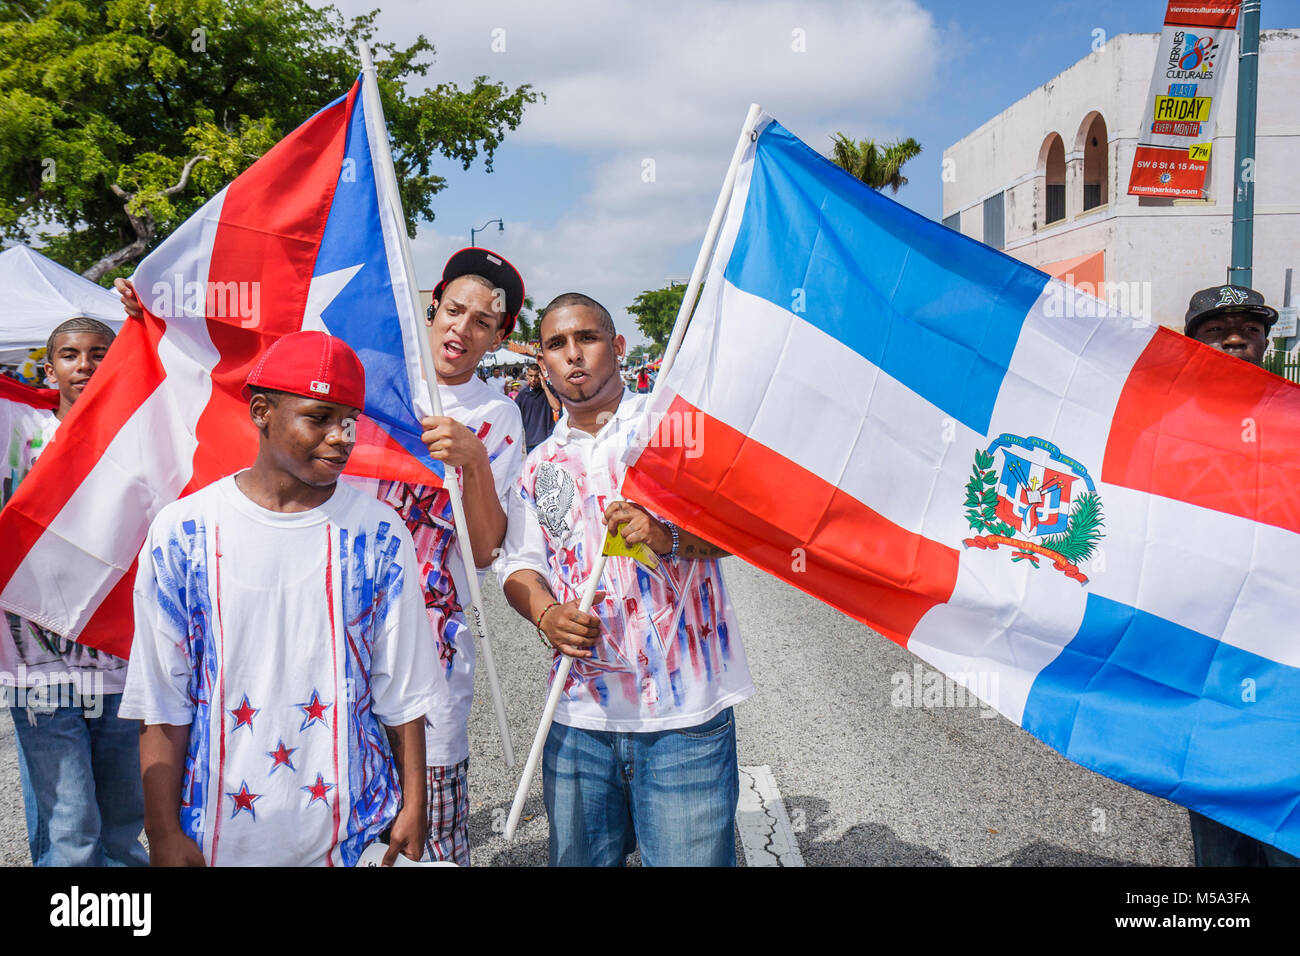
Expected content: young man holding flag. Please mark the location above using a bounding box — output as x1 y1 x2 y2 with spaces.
498 293 753 867
353 248 526 865
1180 284 1298 867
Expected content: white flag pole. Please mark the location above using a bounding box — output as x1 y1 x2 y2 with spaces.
504 103 764 839
357 41 516 767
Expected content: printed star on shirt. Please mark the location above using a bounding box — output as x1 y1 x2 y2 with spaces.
301 772 336 807
227 781 261 820
266 739 297 775
229 694 259 732
439 639 457 667
559 545 581 571
295 689 333 731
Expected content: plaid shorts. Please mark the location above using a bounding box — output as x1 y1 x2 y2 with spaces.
425 758 470 866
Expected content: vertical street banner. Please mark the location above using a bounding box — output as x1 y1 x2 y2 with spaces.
1128 1 1241 198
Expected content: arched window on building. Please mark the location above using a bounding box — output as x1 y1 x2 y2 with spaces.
1078 112 1108 211
1039 133 1066 226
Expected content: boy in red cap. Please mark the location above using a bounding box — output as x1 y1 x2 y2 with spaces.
120 331 437 866
119 249 528 865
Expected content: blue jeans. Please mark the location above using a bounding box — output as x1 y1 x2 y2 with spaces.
1189 811 1300 867
543 707 739 866
9 689 147 867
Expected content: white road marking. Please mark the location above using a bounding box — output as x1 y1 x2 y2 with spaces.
736 764 804 867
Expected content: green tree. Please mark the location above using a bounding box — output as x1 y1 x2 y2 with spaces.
828 134 923 193
627 282 686 350
626 343 653 365
0 0 539 280
509 294 537 347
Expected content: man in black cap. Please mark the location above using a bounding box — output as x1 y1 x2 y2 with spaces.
374 247 527 865
1183 284 1279 367
1182 283 1297 866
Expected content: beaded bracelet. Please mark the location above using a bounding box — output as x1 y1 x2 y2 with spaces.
536 601 561 647
664 521 680 559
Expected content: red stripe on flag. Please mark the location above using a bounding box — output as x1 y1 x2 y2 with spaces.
344 416 441 486
76 561 137 658
183 88 357 494
0 316 167 591
623 394 960 645
1103 327 1300 536
0 375 58 410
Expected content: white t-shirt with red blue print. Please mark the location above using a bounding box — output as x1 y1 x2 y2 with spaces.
498 391 754 732
347 375 524 767
120 475 436 867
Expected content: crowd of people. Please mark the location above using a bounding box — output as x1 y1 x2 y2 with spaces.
0 246 1293 867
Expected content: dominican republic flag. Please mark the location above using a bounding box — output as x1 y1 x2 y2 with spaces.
623 110 1300 856
0 76 441 658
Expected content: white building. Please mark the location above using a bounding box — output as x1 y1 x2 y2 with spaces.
941 30 1300 328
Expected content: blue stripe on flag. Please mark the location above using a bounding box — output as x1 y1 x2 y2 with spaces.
1022 592 1300 856
724 120 1047 435
314 83 442 478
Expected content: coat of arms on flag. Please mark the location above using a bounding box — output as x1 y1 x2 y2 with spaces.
963 435 1103 583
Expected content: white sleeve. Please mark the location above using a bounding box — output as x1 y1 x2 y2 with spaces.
119 519 197 726
370 522 438 727
494 476 552 584
487 407 526 511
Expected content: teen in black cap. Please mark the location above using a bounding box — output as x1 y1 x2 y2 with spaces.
428 246 525 338
1183 284 1279 367
365 245 527 864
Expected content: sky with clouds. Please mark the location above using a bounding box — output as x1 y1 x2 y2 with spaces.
322 0 1298 345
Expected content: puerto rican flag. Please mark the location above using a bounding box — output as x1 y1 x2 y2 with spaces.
0 77 441 658
623 110 1300 856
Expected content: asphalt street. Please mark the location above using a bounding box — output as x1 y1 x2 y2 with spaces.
0 557 1192 867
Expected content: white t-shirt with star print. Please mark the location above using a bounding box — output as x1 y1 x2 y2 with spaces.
121 475 436 867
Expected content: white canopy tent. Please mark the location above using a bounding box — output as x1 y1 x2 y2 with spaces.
477 347 528 369
0 246 124 365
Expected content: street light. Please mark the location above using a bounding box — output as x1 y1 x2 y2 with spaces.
471 218 504 247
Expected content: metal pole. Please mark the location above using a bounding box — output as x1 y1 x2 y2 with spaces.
357 42 516 766
1229 0 1261 287
471 218 503 248
1282 266 1294 353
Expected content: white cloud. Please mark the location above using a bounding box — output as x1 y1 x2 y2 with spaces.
326 0 941 342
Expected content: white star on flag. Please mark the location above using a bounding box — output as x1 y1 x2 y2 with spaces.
300 264 363 333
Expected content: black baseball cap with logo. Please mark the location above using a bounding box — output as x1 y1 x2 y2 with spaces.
429 247 525 336
1184 284 1279 338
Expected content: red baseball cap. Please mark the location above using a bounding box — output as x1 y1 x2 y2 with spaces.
242 330 366 410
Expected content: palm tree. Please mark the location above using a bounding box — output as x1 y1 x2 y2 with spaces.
828 134 923 193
